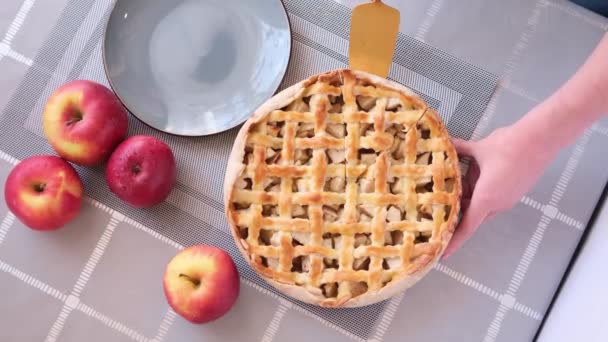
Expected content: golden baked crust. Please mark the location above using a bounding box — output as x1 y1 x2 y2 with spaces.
224 69 461 307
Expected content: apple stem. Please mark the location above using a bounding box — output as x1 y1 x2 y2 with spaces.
66 110 83 126
34 183 46 193
179 273 201 287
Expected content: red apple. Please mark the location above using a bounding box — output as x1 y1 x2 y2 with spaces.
4 155 83 230
43 80 128 166
163 245 240 323
106 135 176 208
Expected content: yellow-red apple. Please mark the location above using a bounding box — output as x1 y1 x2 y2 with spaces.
163 245 240 323
106 135 176 208
4 155 83 230
43 80 128 166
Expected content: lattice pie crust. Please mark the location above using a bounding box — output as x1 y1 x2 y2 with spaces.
224 70 461 307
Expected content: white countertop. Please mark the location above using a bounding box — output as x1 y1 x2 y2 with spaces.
538 194 608 342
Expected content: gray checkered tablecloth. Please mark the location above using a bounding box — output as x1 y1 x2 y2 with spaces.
0 0 607 341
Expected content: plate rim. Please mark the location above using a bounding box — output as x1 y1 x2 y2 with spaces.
102 0 293 137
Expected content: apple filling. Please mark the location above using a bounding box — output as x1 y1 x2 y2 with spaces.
294 149 313 166
322 205 343 222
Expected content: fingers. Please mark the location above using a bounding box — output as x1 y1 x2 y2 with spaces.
451 138 477 157
442 139 487 258
465 159 481 182
462 161 481 198
443 194 488 259
460 198 471 212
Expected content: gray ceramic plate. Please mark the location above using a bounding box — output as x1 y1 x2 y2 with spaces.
103 0 291 136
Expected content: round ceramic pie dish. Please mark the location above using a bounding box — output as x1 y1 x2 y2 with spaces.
224 69 461 307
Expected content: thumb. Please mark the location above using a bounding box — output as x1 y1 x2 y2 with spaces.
442 191 488 258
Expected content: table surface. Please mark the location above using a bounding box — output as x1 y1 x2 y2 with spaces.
0 0 607 341
538 198 608 342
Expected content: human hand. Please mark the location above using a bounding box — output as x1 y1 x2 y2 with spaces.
443 125 559 258
442 33 608 257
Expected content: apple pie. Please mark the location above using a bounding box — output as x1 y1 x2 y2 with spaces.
224 69 461 307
